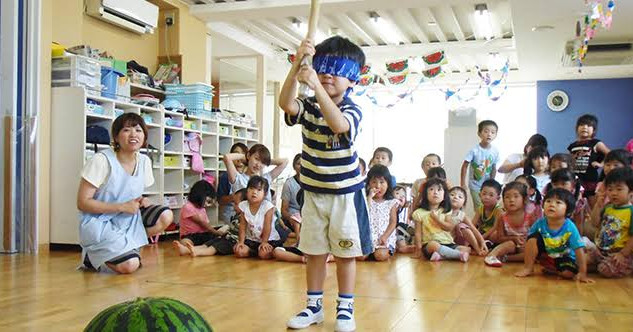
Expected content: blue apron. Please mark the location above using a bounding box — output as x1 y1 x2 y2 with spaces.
79 149 149 271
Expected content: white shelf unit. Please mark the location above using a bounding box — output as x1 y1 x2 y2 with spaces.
50 87 260 245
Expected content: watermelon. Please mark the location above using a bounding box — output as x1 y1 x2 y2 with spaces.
387 74 407 85
423 67 442 78
360 65 371 75
423 51 445 65
386 59 408 73
84 297 213 332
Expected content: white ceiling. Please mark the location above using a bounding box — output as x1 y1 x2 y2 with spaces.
184 0 633 90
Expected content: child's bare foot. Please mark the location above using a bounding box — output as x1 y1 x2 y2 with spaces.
514 268 534 277
184 241 196 257
459 251 470 262
172 241 191 256
430 252 442 261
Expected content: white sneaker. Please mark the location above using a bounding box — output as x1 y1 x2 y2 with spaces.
334 310 356 332
286 308 324 329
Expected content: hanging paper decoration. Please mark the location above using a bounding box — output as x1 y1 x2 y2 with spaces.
422 51 446 66
288 53 296 64
442 60 510 103
385 59 408 73
423 67 442 78
386 73 408 85
358 64 376 86
574 0 616 70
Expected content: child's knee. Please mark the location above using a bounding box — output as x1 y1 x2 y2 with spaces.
114 258 140 274
235 248 250 258
374 249 390 261
258 250 273 260
425 241 440 253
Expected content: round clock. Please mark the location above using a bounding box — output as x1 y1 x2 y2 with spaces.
547 90 569 112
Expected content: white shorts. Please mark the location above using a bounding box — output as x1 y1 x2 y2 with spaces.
298 189 372 258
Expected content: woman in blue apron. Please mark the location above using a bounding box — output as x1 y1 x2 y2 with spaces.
77 113 155 274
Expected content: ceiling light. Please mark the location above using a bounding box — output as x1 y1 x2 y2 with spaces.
427 21 437 26
474 4 493 40
531 25 554 32
291 17 326 43
368 11 401 44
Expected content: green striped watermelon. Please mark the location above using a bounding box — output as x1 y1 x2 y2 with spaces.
84 297 213 332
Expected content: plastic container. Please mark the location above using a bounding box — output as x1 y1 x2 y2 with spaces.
53 54 100 75
100 67 124 99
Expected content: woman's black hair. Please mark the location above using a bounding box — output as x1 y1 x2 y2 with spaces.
247 176 269 193
524 146 550 176
427 166 447 180
549 168 581 201
449 186 468 206
419 177 450 211
366 164 394 200
188 180 216 208
544 188 576 217
516 174 542 204
315 36 366 70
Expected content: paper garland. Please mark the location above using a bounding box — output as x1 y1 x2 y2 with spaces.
574 0 616 70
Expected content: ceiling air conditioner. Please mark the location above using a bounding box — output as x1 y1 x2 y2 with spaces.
562 40 633 67
86 0 158 34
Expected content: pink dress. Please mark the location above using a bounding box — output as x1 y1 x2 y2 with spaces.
179 201 209 237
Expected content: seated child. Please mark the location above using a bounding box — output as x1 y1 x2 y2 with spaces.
359 165 399 261
281 153 303 239
175 189 246 257
549 168 592 237
395 185 416 253
412 153 442 202
412 178 470 262
472 179 503 243
515 188 593 283
409 166 450 222
447 186 488 256
586 167 633 278
484 181 538 267
515 174 543 220
173 180 226 255
593 149 633 212
370 147 397 187
549 153 573 173
234 176 284 259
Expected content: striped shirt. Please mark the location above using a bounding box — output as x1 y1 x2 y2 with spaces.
285 96 364 194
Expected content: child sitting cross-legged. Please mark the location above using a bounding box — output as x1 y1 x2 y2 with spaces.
472 179 503 244
233 176 284 259
515 188 593 283
412 178 471 262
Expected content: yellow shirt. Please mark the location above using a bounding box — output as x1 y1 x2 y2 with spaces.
596 204 633 252
412 208 454 245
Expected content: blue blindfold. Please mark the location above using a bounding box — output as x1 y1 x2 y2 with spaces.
312 56 361 82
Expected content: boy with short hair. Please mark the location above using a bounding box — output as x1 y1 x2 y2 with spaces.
587 167 633 278
370 147 396 187
472 179 503 242
461 120 500 213
279 36 368 331
515 188 593 283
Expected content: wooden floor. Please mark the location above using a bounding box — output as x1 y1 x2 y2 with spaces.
2 243 633 331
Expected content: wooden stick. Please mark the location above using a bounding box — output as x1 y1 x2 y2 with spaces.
298 0 321 99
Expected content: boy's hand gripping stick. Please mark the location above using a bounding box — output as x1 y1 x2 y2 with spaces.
298 0 321 99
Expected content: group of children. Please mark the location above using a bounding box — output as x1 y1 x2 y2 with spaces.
163 35 633 330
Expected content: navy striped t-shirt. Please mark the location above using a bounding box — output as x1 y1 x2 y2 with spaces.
285 96 364 194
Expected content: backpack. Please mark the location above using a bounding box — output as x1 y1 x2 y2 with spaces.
184 132 204 174
86 125 110 152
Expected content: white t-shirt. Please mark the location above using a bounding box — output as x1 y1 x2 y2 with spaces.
238 200 279 242
533 173 551 195
81 152 154 189
230 172 274 202
502 153 524 184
